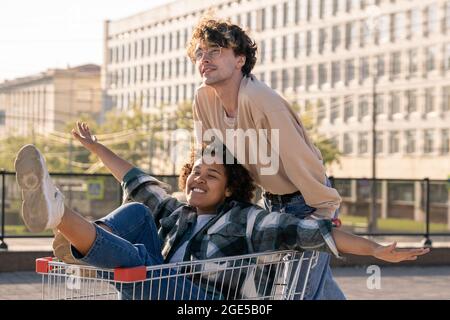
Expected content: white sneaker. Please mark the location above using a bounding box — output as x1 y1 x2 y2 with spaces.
14 145 65 233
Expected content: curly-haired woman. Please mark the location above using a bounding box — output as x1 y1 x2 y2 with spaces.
14 122 429 300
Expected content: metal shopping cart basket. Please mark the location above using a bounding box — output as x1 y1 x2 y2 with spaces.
36 250 319 300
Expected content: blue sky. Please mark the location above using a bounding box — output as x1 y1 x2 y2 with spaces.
0 0 172 81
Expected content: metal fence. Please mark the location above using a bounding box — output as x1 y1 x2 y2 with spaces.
1 169 449 250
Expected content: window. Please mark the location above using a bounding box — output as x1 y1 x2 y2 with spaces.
344 98 353 121
271 38 276 62
343 133 353 154
405 130 416 154
281 69 289 92
259 8 266 31
283 2 289 26
330 97 340 123
247 12 252 30
294 0 300 24
311 0 320 20
306 30 312 56
271 70 278 90
442 86 450 112
0 110 5 125
317 99 326 124
405 90 417 113
294 67 302 90
322 0 333 18
446 1 450 32
332 25 341 51
260 40 266 62
390 52 401 79
376 54 385 77
408 49 418 75
378 15 389 44
319 28 327 54
282 36 288 60
358 132 368 154
359 57 369 83
444 43 450 71
300 0 308 21
306 65 314 89
389 92 400 116
360 19 371 47
393 12 406 42
389 182 415 203
441 129 450 154
426 4 438 36
345 59 355 84
425 88 435 113
345 22 356 49
375 93 384 115
319 63 327 87
376 132 383 154
272 5 277 28
423 129 434 153
294 33 299 58
358 95 369 120
410 8 422 38
389 131 399 153
425 46 437 72
332 61 341 86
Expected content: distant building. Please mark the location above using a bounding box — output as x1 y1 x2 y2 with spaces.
0 64 101 137
103 0 450 179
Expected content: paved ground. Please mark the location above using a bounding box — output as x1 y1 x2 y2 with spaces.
0 266 449 300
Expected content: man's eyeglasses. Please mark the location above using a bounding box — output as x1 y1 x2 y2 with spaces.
194 46 222 62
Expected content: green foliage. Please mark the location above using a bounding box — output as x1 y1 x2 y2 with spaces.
1 99 339 173
291 102 341 166
0 101 193 174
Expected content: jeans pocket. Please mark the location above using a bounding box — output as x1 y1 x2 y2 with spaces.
285 201 317 219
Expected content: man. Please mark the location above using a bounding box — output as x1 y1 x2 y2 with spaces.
187 18 345 299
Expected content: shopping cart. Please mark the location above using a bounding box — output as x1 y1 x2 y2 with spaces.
36 250 319 300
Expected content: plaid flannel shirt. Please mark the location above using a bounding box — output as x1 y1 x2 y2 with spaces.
121 167 341 263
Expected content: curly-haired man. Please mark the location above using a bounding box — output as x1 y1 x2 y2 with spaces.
187 17 345 300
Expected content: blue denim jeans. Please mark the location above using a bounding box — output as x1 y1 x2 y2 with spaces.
71 202 216 300
263 180 346 300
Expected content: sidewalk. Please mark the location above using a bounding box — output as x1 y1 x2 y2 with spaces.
1 266 449 300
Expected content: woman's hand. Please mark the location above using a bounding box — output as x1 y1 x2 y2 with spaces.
373 242 430 263
72 122 99 154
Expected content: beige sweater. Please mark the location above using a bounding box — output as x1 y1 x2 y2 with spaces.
192 75 341 218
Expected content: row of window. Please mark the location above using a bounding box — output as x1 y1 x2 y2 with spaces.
107 57 197 87
112 83 199 110
109 27 191 64
109 1 450 64
308 86 450 125
335 128 450 155
108 41 450 90
255 44 450 93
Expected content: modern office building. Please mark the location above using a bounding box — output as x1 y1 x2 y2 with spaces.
0 64 102 137
103 0 450 180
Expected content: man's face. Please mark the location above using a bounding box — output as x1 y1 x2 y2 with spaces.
194 40 244 86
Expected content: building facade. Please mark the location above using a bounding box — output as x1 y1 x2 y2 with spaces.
103 0 450 179
0 64 102 137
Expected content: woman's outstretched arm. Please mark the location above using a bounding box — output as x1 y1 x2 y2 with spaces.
72 122 133 182
332 228 430 263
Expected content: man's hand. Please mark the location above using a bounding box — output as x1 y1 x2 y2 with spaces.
72 122 99 154
373 242 430 263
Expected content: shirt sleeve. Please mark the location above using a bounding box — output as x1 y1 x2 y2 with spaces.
121 167 183 216
250 208 342 258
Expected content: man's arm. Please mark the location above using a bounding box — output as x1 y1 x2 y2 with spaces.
71 122 133 182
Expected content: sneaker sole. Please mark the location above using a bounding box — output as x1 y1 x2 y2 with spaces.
14 145 49 233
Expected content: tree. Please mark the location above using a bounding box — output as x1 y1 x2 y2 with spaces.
291 102 341 166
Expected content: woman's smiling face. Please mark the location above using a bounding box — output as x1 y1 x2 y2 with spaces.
185 157 232 214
